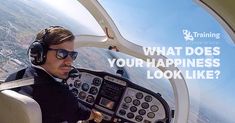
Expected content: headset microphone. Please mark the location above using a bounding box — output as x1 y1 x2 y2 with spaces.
68 66 80 78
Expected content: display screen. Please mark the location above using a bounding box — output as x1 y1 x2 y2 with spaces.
99 97 115 110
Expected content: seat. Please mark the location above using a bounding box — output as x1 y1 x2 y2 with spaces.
0 90 42 123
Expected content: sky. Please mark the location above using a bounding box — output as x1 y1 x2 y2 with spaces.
41 0 104 35
41 0 235 121
98 0 235 121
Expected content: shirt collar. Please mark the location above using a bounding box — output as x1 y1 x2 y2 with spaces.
31 64 63 83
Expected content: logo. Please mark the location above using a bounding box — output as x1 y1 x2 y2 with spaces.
182 29 194 41
182 29 220 41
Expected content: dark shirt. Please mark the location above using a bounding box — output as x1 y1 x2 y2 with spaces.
5 66 91 123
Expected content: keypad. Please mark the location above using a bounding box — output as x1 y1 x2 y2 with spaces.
117 87 166 123
66 72 103 105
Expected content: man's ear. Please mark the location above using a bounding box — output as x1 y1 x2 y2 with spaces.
28 41 47 65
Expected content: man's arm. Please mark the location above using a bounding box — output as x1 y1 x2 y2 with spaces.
88 109 103 123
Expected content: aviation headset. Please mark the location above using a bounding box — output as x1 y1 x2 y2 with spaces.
28 26 64 65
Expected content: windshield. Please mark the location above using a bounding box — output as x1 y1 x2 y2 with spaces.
99 0 235 123
0 0 104 79
0 0 235 123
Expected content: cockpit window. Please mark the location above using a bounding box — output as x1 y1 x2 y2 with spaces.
99 0 235 123
0 0 104 80
1 0 235 123
41 0 105 36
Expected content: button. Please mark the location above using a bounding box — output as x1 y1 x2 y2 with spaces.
93 78 101 86
122 103 129 109
113 118 118 122
147 112 155 118
145 95 152 102
119 109 126 116
138 109 146 115
89 86 98 95
69 83 73 87
127 112 134 119
141 102 149 109
144 119 151 123
82 83 89 91
74 80 81 88
86 95 95 103
133 99 140 106
130 106 137 112
71 88 78 96
136 92 143 99
78 91 86 100
124 96 132 103
135 115 143 122
150 105 159 112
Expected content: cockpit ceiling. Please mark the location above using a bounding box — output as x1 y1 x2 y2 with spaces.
197 0 235 42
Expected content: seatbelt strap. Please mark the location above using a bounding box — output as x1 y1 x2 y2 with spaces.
0 77 34 91
0 68 35 91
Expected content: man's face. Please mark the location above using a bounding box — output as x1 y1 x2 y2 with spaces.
42 41 76 79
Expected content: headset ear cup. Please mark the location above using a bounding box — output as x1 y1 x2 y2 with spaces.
28 41 47 65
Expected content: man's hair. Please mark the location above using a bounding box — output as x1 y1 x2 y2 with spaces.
36 26 75 46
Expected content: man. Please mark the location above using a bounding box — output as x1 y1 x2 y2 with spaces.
5 26 102 123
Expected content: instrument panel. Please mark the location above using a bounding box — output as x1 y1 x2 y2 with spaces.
65 68 172 123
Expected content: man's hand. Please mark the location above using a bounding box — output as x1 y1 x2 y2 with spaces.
88 109 103 123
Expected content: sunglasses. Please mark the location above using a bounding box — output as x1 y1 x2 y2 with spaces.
48 48 78 60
